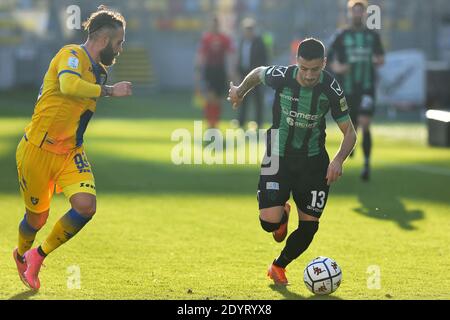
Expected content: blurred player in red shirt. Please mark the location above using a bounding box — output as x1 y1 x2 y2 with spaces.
195 15 234 129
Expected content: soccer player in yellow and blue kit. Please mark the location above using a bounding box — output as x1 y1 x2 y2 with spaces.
13 6 132 290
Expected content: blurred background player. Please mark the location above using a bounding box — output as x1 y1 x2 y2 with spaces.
235 17 268 129
13 5 132 290
228 39 357 286
328 0 385 181
195 15 234 129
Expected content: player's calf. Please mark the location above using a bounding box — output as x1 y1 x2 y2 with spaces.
274 220 319 268
17 211 48 259
39 207 93 257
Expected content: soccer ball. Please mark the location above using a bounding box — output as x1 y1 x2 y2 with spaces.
303 256 342 295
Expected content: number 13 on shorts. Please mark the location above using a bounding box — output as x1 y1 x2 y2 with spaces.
310 190 326 209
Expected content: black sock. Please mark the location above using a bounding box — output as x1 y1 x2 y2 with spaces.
37 246 47 257
363 130 372 167
16 252 25 263
274 221 319 268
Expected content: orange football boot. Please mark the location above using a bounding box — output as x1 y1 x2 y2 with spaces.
267 262 289 286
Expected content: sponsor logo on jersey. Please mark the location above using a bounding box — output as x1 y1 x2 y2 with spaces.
68 57 79 69
330 79 343 96
266 182 280 190
30 197 39 205
307 205 324 213
270 66 288 78
348 48 372 63
283 109 320 121
279 93 299 102
340 97 349 112
286 117 318 129
80 182 96 190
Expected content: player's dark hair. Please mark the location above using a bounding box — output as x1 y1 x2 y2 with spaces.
82 5 126 36
297 38 325 60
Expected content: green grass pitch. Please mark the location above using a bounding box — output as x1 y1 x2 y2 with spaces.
0 91 449 300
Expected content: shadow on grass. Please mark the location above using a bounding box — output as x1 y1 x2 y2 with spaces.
336 166 427 230
8 290 39 300
269 284 343 300
354 190 424 230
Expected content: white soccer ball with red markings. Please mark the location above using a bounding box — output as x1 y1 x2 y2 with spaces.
303 256 342 295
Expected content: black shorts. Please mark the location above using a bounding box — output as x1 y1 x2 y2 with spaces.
257 152 330 218
347 93 376 123
204 65 227 97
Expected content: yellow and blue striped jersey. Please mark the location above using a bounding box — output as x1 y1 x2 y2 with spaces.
24 44 107 154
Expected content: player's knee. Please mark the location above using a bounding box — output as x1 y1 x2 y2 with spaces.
71 196 96 217
259 218 280 233
25 210 49 230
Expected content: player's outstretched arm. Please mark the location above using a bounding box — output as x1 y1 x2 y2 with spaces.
326 119 357 185
59 73 103 98
59 74 132 98
101 81 133 97
227 66 265 109
330 60 350 75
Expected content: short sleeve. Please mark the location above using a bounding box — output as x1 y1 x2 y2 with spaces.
327 77 351 123
56 48 83 79
328 31 347 64
262 65 290 90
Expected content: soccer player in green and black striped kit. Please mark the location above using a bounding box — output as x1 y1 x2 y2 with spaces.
228 38 357 285
328 0 385 181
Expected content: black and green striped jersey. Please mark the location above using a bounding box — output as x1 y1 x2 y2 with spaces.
328 28 384 96
262 65 350 158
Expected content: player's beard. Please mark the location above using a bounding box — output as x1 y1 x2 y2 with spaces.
100 42 117 66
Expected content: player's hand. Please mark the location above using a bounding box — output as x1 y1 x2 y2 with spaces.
227 81 243 110
326 158 343 186
112 81 132 97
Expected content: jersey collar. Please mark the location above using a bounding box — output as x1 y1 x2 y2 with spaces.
80 45 97 66
80 45 107 85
